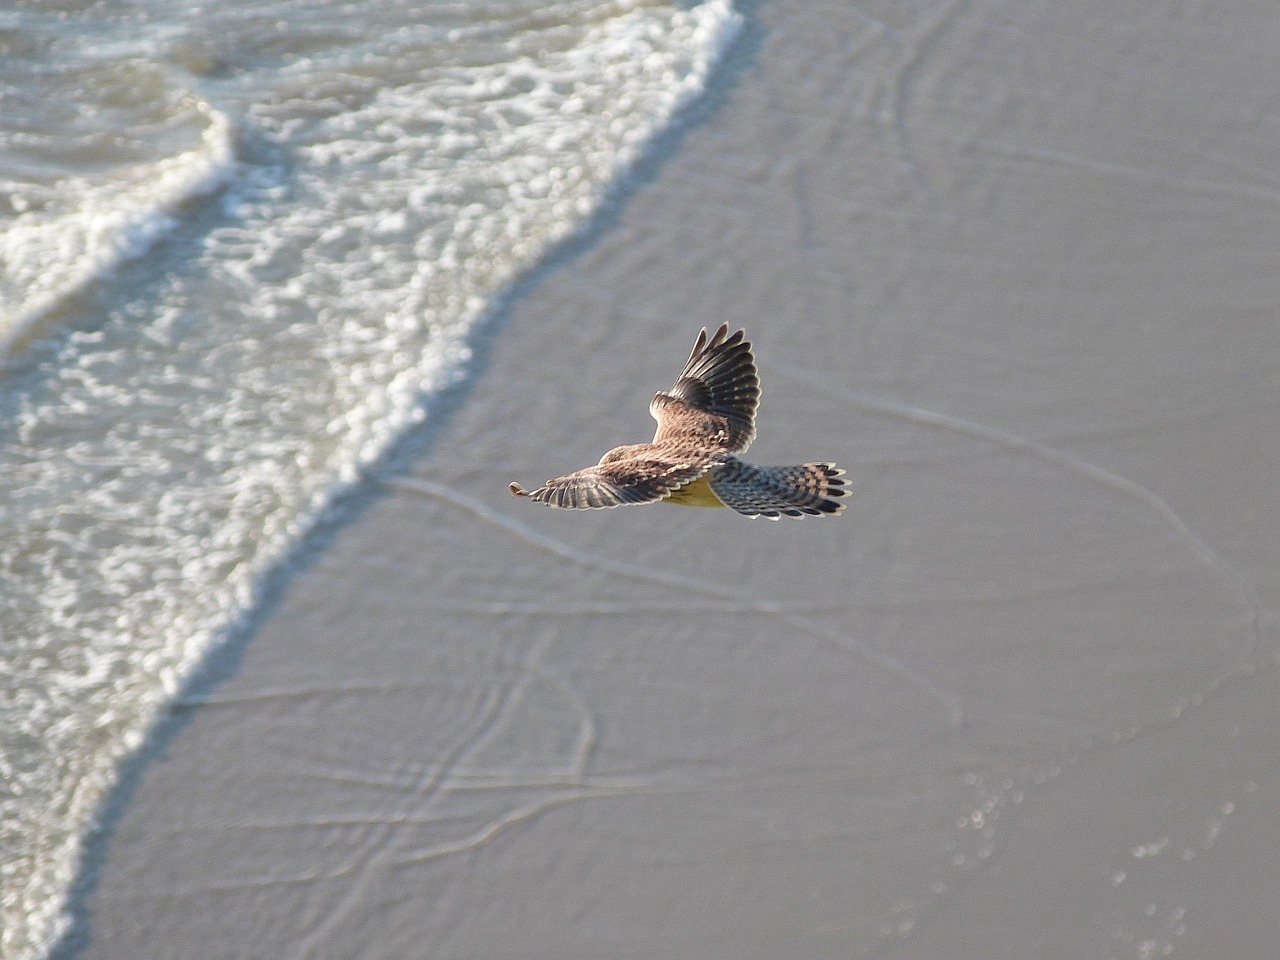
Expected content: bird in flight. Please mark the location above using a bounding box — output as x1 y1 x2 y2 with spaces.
509 324 847 519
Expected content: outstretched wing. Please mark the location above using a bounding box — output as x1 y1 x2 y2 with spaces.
708 460 848 519
651 323 759 453
511 456 709 510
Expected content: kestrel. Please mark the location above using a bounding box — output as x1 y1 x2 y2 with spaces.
509 324 847 519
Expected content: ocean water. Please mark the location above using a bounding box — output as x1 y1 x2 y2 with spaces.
0 1 740 956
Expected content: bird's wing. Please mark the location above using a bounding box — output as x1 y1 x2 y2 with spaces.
708 460 848 519
651 323 759 453
512 457 709 510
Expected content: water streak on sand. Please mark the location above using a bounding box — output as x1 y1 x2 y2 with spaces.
387 476 967 727
775 365 1280 775
776 364 1275 662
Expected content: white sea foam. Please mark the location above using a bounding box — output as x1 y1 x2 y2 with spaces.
0 100 235 356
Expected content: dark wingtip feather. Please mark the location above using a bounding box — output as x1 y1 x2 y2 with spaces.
659 325 760 452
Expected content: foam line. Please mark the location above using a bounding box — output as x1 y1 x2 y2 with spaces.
0 101 236 356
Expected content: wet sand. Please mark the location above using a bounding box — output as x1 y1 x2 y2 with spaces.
64 0 1280 957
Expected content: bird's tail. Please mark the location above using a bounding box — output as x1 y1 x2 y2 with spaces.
709 461 848 519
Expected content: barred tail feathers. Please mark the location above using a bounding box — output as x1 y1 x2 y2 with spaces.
708 461 848 519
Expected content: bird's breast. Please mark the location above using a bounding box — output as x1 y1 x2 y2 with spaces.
663 474 725 508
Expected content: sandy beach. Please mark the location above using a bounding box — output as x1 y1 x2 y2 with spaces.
60 0 1280 957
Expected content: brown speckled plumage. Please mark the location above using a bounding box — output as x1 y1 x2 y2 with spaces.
509 324 847 520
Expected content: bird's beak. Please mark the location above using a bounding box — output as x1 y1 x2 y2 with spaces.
509 482 529 497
